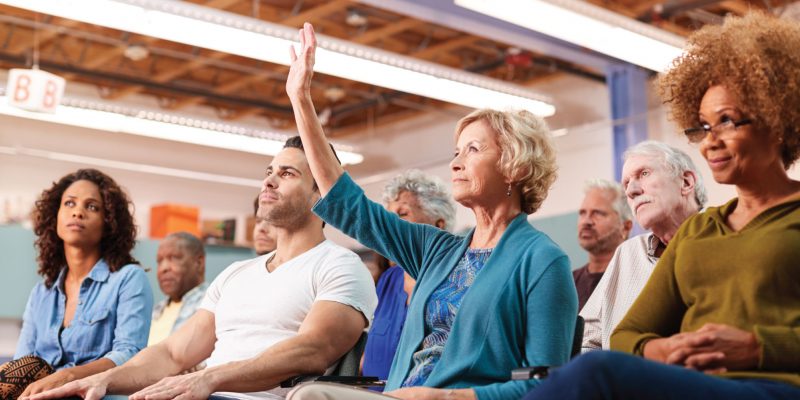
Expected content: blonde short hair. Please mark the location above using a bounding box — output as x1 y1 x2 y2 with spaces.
455 109 558 214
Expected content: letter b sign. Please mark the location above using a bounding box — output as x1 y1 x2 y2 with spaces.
7 69 66 113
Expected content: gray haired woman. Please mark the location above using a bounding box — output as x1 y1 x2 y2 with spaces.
362 170 456 381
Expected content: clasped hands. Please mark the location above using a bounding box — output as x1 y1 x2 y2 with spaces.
644 323 761 374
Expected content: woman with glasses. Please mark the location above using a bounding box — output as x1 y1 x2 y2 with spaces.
521 11 800 400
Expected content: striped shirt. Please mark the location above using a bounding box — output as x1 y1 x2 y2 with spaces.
580 233 663 351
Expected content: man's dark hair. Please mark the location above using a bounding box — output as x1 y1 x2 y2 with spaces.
283 136 341 191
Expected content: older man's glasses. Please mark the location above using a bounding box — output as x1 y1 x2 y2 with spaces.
684 118 752 144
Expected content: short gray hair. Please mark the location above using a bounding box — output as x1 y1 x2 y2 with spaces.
381 170 456 232
456 109 557 214
584 179 633 223
164 231 205 259
623 140 707 208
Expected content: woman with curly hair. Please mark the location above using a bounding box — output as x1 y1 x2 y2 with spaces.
284 24 576 400
0 169 152 399
521 11 800 400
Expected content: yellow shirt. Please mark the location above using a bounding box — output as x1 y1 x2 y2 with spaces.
148 300 182 346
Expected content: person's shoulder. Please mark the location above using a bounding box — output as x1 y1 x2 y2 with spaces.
513 219 568 260
221 254 268 275
110 263 148 284
316 240 363 262
618 233 651 252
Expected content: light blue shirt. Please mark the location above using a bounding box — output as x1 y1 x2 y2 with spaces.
15 260 153 369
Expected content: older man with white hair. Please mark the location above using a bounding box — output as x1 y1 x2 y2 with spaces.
581 140 707 351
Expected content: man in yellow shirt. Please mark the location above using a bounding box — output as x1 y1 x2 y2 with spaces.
148 232 207 346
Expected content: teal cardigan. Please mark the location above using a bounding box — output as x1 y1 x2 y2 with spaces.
313 173 577 400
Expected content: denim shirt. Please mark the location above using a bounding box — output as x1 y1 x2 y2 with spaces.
15 260 153 369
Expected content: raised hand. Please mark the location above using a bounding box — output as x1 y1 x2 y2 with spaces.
286 22 317 102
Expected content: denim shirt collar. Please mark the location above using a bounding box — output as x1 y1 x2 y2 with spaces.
55 259 111 293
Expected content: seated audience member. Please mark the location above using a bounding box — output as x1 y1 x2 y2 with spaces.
1 169 152 399
27 138 377 400
252 196 277 256
581 141 706 351
523 12 800 400
362 170 456 381
573 180 632 310
284 24 576 400
148 232 208 346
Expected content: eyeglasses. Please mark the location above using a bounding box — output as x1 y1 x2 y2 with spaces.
684 118 752 144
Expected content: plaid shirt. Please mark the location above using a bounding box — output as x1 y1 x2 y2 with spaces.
151 282 209 335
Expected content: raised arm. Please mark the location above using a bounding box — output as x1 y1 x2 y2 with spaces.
286 22 343 195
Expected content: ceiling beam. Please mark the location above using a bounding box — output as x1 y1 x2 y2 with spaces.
282 0 352 27
107 0 351 101
718 1 754 15
6 19 81 55
351 18 425 44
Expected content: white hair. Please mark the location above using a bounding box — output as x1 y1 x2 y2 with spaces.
623 140 707 208
583 179 633 223
381 169 456 232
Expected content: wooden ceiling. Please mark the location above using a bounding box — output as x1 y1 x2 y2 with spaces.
0 0 794 136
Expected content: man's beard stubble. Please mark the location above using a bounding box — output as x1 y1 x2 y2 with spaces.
258 194 314 231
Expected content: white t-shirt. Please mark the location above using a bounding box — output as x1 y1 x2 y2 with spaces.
198 240 377 399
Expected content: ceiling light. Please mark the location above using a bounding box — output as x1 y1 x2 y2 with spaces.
0 93 364 165
0 0 556 116
123 44 150 61
456 0 685 72
345 10 368 27
0 145 263 187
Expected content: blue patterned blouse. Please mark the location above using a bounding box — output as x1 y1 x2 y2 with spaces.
402 248 493 387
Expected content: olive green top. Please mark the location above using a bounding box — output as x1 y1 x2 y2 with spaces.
611 196 800 387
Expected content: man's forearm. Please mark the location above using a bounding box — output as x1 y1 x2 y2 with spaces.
62 358 116 381
103 344 186 394
205 334 334 393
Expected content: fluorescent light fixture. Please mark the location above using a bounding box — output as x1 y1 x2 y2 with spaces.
456 0 685 72
0 145 264 188
0 0 555 116
0 93 364 165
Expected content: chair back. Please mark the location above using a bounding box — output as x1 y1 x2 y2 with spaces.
571 315 584 358
329 331 368 376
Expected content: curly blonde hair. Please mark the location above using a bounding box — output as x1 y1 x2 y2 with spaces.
657 12 800 167
455 109 558 214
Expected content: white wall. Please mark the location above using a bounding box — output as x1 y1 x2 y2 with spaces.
4 71 798 254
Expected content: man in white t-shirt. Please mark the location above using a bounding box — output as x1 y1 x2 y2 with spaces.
29 137 378 400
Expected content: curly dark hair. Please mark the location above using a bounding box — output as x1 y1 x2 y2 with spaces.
33 169 139 288
657 12 800 167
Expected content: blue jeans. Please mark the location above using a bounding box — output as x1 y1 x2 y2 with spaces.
521 351 800 400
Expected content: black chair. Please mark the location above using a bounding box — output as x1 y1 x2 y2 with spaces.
510 315 584 380
280 332 382 388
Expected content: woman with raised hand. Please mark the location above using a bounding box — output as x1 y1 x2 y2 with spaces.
284 23 576 400
1 169 152 400
522 11 800 400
